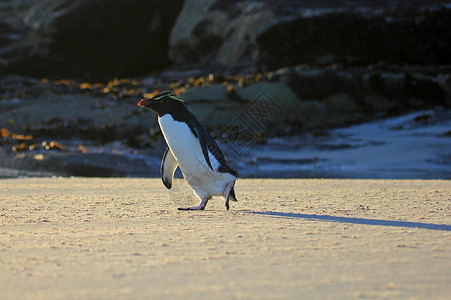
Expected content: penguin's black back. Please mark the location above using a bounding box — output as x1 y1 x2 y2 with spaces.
157 95 239 177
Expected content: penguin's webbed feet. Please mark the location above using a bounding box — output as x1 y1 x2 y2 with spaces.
178 206 205 211
178 197 209 211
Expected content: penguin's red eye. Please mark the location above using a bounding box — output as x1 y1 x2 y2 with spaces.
159 100 164 104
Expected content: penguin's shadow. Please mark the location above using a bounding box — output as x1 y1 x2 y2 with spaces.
244 211 451 231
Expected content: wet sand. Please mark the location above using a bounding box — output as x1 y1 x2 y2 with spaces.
1 178 450 299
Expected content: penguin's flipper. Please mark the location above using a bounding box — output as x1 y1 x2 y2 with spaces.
161 147 178 189
190 119 214 171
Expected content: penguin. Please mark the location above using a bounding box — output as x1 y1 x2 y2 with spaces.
138 91 239 210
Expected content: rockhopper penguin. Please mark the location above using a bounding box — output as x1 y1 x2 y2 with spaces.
138 91 239 210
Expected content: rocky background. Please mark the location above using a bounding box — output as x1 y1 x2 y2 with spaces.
0 0 450 177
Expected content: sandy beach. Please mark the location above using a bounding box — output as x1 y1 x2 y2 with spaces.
1 178 450 299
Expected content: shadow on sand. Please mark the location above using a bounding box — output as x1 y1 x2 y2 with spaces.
250 211 451 231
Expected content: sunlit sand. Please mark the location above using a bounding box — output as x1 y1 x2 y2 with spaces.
1 178 450 299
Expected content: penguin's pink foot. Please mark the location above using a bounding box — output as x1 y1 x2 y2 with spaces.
178 205 205 210
178 197 208 211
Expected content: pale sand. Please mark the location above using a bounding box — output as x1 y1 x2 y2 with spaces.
1 178 450 299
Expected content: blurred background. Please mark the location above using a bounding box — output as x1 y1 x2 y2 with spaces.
0 0 450 178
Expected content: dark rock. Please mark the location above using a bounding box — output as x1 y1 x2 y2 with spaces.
0 147 160 177
404 73 447 107
285 69 359 101
169 1 450 72
413 113 432 123
2 0 449 79
256 8 451 70
1 0 183 80
169 0 273 68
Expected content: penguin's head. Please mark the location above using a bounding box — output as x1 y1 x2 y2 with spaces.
138 91 185 116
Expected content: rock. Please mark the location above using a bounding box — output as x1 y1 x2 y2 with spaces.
169 0 274 68
437 74 451 106
0 63 450 176
0 147 158 177
0 0 183 80
2 0 449 79
256 6 451 70
180 66 450 132
169 1 450 72
183 84 229 102
1 64 448 144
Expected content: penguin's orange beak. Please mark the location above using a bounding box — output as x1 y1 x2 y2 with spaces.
138 99 150 107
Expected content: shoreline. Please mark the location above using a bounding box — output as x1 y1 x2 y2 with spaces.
2 108 450 179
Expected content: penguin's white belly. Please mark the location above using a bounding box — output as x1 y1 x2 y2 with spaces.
158 115 235 197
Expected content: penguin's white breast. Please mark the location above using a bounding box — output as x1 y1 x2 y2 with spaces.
158 114 220 175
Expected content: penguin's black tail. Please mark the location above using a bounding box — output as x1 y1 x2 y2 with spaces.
229 187 238 202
